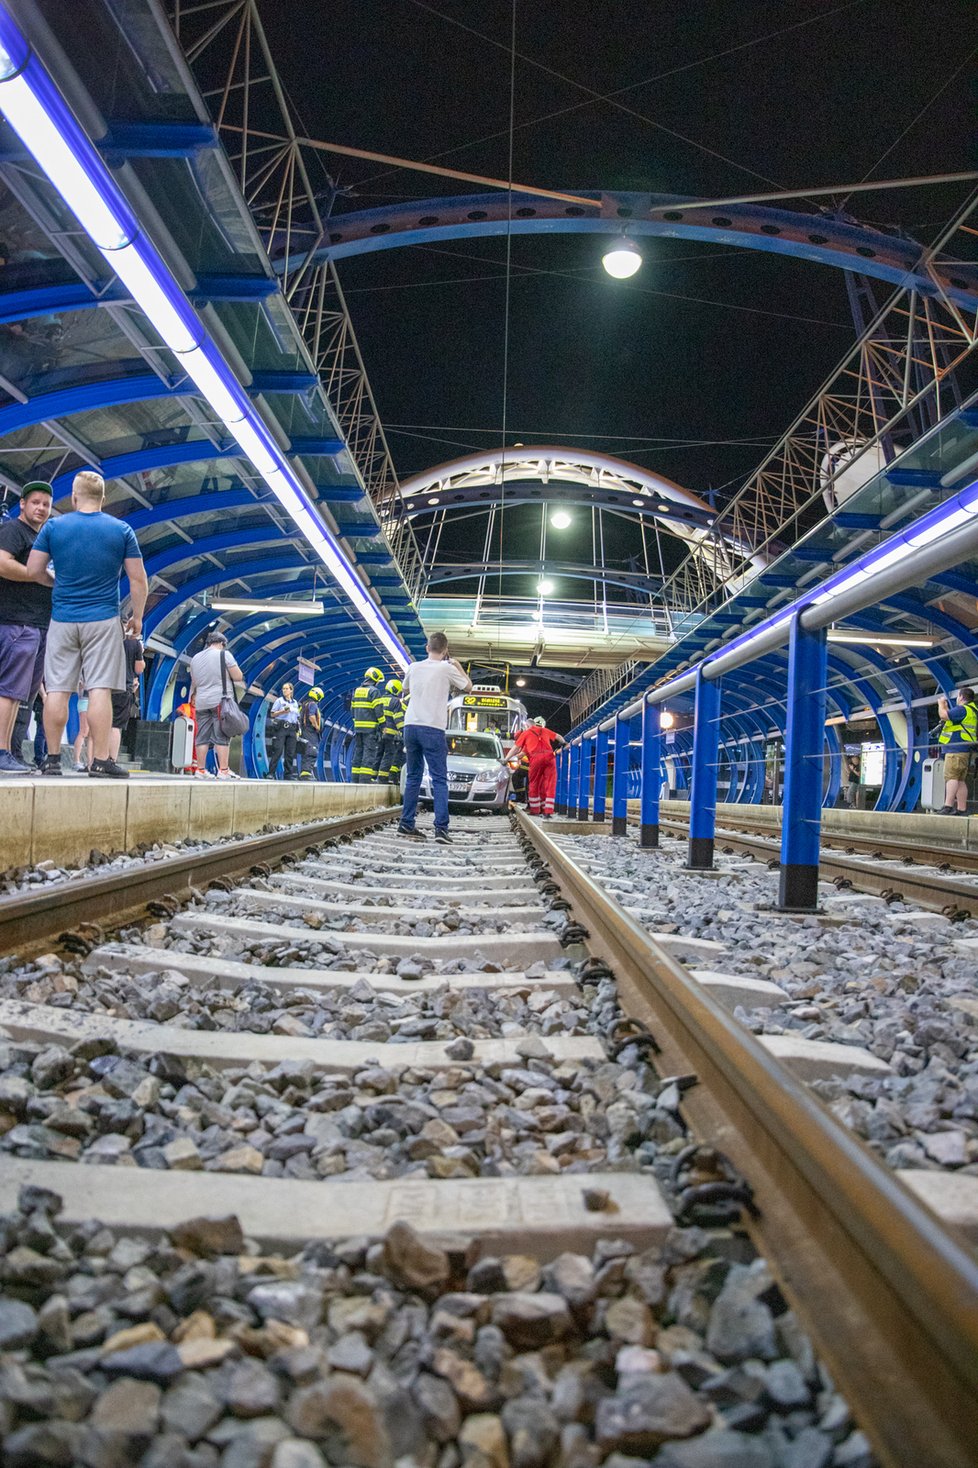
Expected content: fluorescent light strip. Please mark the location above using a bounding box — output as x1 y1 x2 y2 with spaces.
827 632 936 648
0 7 410 671
212 599 324 616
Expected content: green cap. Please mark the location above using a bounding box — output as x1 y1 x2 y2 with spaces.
21 480 53 497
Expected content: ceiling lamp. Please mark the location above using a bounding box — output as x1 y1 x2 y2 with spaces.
602 238 642 279
211 599 324 616
515 677 527 688
827 631 936 648
659 710 675 729
550 510 572 529
537 578 555 595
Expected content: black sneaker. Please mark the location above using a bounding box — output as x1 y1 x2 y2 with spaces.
397 824 425 840
89 757 130 780
434 830 452 844
39 755 63 777
952 807 969 816
939 805 955 815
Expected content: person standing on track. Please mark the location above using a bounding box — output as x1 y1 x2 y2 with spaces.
398 633 471 843
350 666 385 782
513 715 566 818
937 686 978 815
27 470 147 780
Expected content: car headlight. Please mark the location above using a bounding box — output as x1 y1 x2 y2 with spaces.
474 772 498 786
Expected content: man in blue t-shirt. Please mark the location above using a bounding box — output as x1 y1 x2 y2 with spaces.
27 470 148 779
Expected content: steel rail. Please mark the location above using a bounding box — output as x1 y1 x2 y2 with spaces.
0 804 399 957
653 816 978 915
514 806 978 1468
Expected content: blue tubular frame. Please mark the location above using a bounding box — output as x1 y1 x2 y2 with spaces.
688 670 722 869
577 737 592 821
640 700 661 847
779 618 829 911
612 715 630 835
289 192 978 311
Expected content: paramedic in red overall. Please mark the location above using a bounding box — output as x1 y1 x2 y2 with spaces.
513 716 566 818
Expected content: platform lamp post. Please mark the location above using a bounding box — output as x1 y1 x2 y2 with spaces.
778 615 828 911
612 714 630 835
688 669 722 870
593 725 611 823
640 700 661 847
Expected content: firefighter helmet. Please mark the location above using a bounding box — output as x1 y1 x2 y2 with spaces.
386 678 403 695
307 687 324 701
364 667 384 684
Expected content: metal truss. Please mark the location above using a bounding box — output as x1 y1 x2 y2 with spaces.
167 0 425 605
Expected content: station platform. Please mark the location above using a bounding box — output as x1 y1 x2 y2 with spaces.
0 776 397 870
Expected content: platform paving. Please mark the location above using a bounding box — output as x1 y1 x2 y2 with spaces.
0 997 603 1073
0 1158 674 1255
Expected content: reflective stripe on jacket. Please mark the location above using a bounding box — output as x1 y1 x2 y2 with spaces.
939 702 978 746
351 683 383 730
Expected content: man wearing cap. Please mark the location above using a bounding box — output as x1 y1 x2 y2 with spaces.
189 629 245 780
0 480 53 774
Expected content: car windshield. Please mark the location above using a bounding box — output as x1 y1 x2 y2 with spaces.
447 735 500 760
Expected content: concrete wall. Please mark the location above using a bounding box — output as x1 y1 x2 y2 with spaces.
0 780 397 870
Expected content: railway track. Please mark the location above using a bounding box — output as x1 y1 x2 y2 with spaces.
654 813 978 917
0 806 975 1467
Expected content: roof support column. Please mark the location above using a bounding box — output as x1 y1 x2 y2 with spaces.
593 726 610 823
778 616 828 912
640 700 661 847
688 668 721 870
576 738 592 822
555 747 570 816
612 714 630 835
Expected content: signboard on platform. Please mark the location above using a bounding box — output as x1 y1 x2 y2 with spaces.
297 658 318 684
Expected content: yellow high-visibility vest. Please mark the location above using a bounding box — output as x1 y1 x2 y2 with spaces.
351 684 383 730
939 701 978 745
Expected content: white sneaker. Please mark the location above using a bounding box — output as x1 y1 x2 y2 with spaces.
217 769 239 780
193 769 214 780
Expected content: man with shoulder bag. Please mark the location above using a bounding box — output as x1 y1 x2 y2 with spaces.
189 629 246 780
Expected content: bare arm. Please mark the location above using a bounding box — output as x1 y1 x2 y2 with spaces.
0 548 36 583
25 547 51 584
227 659 245 698
449 657 473 693
125 556 148 635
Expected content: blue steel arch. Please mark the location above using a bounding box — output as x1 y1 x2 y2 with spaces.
288 192 978 311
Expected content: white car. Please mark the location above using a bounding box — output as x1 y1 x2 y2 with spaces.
402 731 513 811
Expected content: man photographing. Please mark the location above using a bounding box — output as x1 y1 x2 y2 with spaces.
398 632 472 843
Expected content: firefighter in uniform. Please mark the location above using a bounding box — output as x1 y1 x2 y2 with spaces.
297 686 324 779
350 667 385 781
376 677 404 784
937 685 978 815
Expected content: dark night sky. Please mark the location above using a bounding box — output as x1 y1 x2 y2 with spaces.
254 0 976 494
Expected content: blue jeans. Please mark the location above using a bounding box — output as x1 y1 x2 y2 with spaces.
402 724 449 832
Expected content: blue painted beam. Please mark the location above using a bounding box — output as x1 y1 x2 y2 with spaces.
612 715 630 835
191 275 279 304
833 512 883 529
592 726 610 822
883 468 944 488
0 280 127 323
291 437 349 456
640 701 661 847
100 121 220 158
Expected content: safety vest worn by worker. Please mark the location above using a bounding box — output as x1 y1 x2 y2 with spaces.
382 694 405 736
351 682 383 730
939 702 978 745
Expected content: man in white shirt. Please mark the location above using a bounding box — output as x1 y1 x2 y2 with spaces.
399 631 472 843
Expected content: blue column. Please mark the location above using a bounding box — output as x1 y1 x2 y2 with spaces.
555 749 567 815
577 737 592 820
612 715 630 835
688 670 721 870
640 700 661 847
779 617 828 911
593 726 610 822
567 742 579 818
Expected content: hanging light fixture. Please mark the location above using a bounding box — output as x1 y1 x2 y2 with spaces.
602 237 642 279
537 578 555 595
550 510 572 529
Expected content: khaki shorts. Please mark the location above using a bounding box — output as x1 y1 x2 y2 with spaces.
44 617 127 693
943 750 971 782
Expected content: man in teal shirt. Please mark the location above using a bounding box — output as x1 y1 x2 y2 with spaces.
28 470 147 779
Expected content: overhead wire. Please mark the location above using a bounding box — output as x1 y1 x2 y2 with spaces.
389 0 874 199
